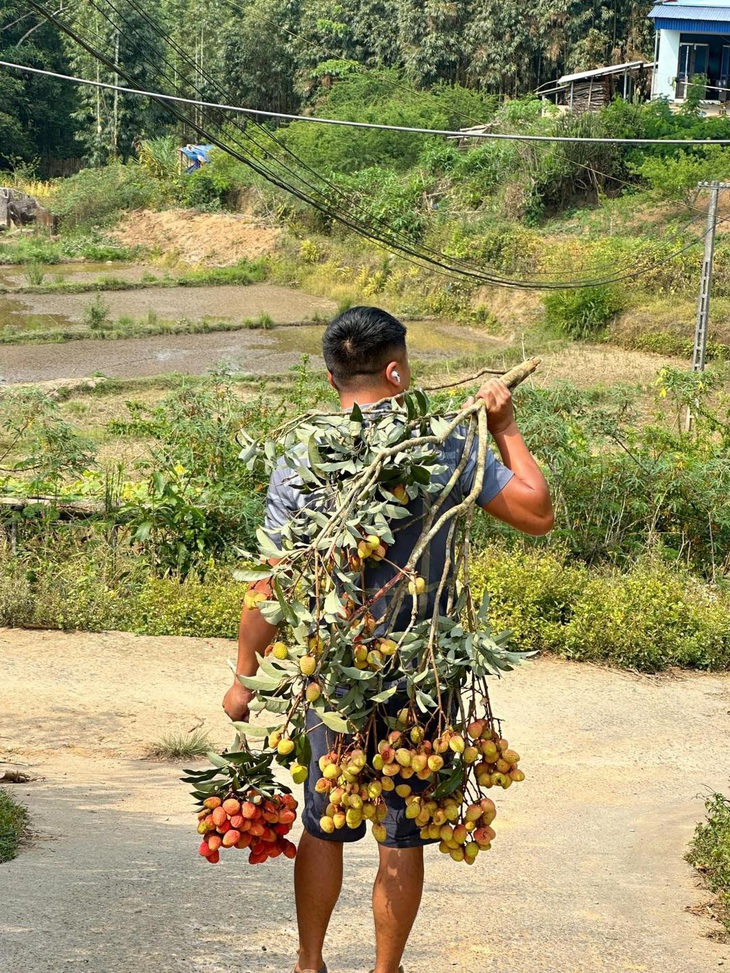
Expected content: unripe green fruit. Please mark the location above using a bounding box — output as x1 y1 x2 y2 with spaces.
290 762 308 784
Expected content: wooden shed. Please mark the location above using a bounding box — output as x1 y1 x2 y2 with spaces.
536 61 655 113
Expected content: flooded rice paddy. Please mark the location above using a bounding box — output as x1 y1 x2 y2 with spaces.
0 265 498 384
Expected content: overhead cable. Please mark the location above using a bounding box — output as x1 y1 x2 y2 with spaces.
4 57 730 147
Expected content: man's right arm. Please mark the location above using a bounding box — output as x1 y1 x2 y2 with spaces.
471 378 554 537
222 577 279 722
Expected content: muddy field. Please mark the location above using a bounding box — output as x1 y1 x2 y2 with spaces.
0 282 336 332
0 318 504 384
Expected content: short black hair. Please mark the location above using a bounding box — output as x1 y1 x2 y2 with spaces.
322 306 407 388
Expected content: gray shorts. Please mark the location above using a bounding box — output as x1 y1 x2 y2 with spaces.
301 689 449 849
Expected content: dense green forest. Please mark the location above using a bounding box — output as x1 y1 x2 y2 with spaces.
1 0 655 168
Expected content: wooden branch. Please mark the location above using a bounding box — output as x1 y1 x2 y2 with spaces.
0 496 106 516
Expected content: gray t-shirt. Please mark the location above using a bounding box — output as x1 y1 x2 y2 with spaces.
264 423 513 630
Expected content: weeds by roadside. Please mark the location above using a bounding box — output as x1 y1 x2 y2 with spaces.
0 788 28 863
687 791 730 938
145 729 213 761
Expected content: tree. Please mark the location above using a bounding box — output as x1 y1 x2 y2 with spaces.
0 0 79 172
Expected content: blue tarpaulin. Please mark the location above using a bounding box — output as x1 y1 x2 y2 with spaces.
180 144 215 173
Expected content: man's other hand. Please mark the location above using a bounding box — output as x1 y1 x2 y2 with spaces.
466 378 516 437
222 681 254 722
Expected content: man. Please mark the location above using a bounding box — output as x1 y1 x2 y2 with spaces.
223 306 553 973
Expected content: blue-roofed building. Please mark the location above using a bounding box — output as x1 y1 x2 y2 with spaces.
649 1 730 105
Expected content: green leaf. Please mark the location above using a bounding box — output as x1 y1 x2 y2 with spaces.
337 665 376 681
368 685 399 704
433 763 463 799
320 710 350 734
238 672 282 691
307 433 323 471
233 567 273 583
324 588 343 616
205 751 231 770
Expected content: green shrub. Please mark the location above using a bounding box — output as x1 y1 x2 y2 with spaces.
471 545 730 672
52 163 166 229
543 285 623 339
82 294 110 330
0 788 27 863
134 573 243 638
470 545 585 652
687 791 730 936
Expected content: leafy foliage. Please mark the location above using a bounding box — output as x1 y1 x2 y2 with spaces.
0 787 27 863
543 285 624 339
687 791 730 936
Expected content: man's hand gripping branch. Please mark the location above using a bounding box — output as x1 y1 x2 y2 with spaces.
222 572 278 723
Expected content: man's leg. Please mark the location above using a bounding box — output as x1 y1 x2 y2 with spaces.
294 831 344 972
371 845 424 973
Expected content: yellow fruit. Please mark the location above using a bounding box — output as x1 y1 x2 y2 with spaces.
305 683 322 703
372 823 387 843
272 642 289 660
299 655 317 676
366 534 380 550
277 739 295 756
320 816 336 834
395 784 412 799
407 576 426 596
345 808 363 828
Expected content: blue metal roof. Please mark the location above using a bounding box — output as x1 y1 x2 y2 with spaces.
649 4 730 31
649 4 730 21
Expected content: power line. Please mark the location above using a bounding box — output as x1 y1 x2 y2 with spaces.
4 57 730 147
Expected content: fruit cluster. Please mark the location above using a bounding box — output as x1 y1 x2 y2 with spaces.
197 792 298 865
315 748 390 841
307 714 523 858
406 796 497 864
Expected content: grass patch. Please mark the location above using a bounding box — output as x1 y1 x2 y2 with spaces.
0 788 28 863
0 258 268 296
687 791 730 938
146 728 213 761
0 313 293 345
0 234 136 266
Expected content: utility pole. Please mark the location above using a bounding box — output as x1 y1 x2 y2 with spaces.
685 181 730 432
692 181 730 372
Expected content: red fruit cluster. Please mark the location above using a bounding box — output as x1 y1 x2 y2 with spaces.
196 792 298 865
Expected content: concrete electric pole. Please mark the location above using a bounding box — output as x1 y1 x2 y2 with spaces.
692 181 730 372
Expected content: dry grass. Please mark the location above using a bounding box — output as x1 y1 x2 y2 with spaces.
145 728 213 762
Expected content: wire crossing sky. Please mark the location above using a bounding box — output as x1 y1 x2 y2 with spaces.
8 2 721 291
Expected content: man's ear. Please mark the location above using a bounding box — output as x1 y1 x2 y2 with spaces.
327 371 338 390
385 361 402 389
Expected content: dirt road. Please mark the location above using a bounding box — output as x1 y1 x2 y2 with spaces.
1 627 728 973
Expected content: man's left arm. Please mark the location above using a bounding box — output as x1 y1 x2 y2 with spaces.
222 575 279 722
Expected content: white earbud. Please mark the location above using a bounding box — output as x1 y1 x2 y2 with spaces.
392 370 401 383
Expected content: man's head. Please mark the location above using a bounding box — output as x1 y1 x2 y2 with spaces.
322 306 410 403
